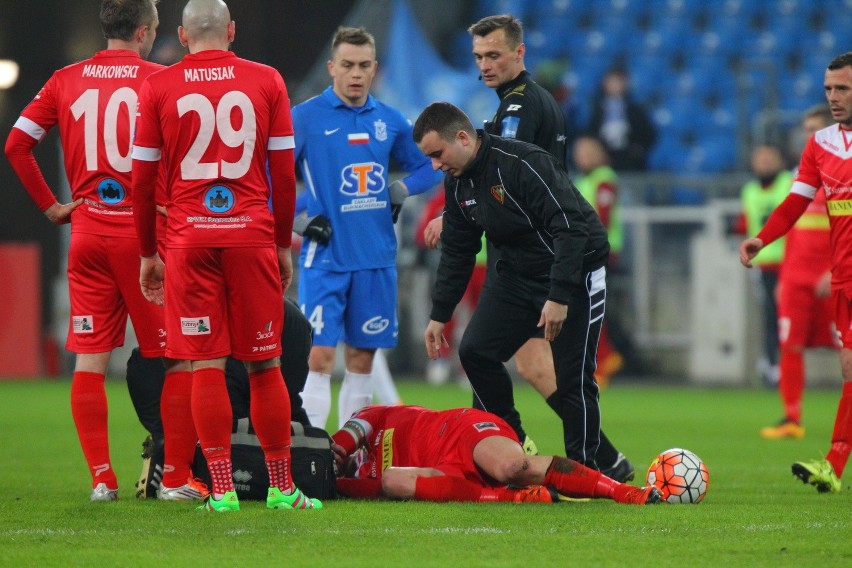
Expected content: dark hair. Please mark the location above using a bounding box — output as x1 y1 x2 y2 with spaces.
468 14 523 48
413 102 475 143
827 52 852 71
331 26 376 57
803 103 833 125
100 0 158 41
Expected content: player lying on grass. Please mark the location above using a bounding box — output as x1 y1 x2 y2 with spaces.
331 404 662 504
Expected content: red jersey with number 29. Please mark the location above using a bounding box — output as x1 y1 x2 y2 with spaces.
793 124 852 286
12 50 163 237
133 50 294 249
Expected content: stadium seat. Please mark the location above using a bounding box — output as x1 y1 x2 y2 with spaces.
707 12 749 49
778 71 823 112
716 0 763 20
447 30 473 69
647 132 681 171
626 54 664 103
767 0 818 21
528 0 577 26
635 26 691 56
516 0 832 175
474 0 531 22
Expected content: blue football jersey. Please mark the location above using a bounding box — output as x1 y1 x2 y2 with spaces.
292 87 440 271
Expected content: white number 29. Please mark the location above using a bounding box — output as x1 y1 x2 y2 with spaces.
176 91 256 181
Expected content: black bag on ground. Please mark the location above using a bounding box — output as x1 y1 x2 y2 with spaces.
193 418 337 500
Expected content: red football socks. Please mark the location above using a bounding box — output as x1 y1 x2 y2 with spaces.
250 367 294 492
160 370 197 487
414 475 482 502
71 371 116 489
336 477 383 499
779 348 804 424
191 367 233 495
826 381 852 477
543 456 615 499
207 457 235 496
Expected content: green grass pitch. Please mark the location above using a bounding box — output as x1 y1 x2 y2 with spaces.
1 378 850 567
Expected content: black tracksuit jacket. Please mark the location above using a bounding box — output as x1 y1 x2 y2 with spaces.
430 131 609 323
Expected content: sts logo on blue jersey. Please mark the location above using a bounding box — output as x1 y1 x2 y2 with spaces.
339 162 385 196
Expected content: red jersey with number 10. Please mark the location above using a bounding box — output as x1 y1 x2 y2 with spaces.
133 50 294 248
13 50 163 237
794 124 852 286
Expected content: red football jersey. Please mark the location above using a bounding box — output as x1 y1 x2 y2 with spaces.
794 124 852 286
780 186 831 286
333 405 517 480
12 50 164 237
132 50 295 249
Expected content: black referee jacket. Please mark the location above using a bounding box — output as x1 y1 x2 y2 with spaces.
486 70 568 168
430 131 609 323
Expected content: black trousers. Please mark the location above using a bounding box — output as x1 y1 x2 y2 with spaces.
459 263 606 467
759 268 780 367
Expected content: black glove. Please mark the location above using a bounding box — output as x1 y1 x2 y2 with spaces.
389 180 408 224
293 214 332 244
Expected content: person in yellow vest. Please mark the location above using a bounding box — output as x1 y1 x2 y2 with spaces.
740 145 793 386
573 136 623 387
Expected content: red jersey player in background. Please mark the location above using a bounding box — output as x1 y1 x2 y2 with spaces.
132 0 320 512
416 188 487 386
3 0 202 502
740 52 852 493
331 404 661 505
761 104 839 440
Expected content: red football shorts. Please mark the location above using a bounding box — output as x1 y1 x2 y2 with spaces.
832 285 852 349
164 246 283 361
430 408 519 486
778 281 838 349
66 232 166 357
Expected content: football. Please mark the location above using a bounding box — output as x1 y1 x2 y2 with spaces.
646 448 709 504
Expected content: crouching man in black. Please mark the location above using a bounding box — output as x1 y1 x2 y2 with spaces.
126 298 313 498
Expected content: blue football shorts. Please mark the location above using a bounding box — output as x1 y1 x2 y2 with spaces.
298 266 398 349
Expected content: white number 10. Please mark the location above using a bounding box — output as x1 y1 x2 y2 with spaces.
70 87 137 173
176 91 256 181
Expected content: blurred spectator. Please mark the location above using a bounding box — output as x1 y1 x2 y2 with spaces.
149 36 185 66
738 144 792 386
534 58 582 167
586 65 657 171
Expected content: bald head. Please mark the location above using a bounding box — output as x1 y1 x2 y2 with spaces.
179 0 232 50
